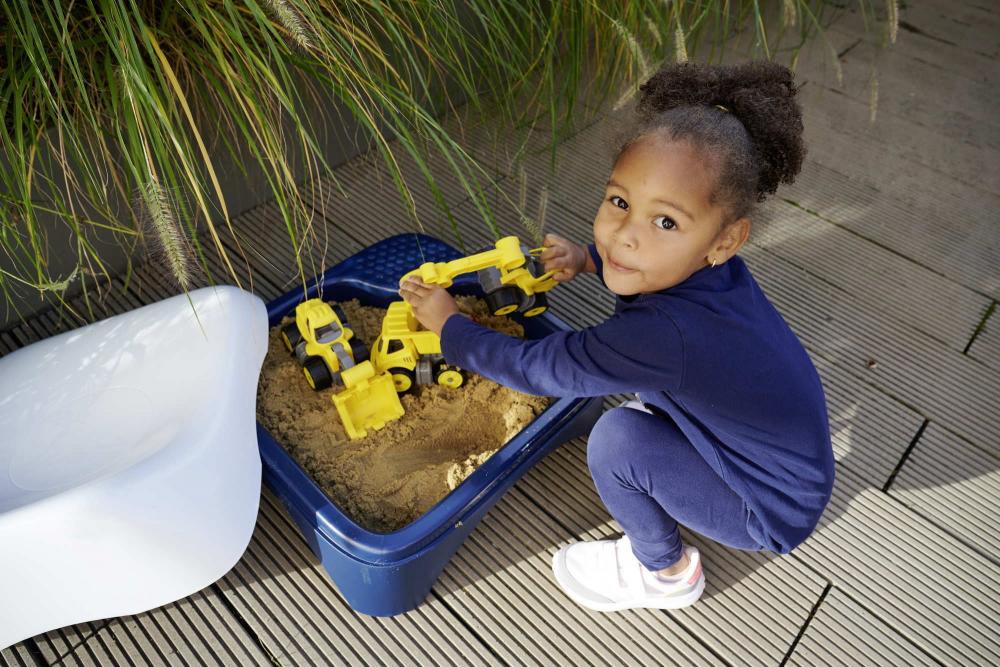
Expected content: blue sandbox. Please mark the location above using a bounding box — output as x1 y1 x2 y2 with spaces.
257 234 603 616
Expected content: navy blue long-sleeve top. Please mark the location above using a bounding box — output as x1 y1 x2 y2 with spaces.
441 244 835 554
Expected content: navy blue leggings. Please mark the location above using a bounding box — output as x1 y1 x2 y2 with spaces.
587 405 763 570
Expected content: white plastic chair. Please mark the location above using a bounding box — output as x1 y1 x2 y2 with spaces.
0 286 268 649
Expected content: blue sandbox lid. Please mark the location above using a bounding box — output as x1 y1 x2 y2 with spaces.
257 234 601 615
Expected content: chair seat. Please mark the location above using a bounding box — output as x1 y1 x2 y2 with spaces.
0 286 268 649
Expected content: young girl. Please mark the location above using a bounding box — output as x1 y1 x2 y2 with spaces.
399 61 834 611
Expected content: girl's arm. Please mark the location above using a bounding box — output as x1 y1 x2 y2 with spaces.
440 302 684 398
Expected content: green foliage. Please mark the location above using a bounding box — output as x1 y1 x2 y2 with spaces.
0 1 879 317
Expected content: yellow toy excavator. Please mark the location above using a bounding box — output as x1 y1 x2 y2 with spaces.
312 236 558 439
401 235 558 317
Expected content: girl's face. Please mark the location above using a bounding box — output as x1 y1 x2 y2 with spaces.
593 134 745 295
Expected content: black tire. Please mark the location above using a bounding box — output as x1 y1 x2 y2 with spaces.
485 286 522 316
303 356 333 391
388 367 416 393
521 292 549 317
350 338 370 363
331 303 349 324
281 323 302 353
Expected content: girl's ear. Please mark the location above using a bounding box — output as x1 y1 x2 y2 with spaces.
711 218 751 263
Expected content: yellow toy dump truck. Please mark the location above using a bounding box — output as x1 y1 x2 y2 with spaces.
280 299 369 390
401 235 558 317
370 301 466 393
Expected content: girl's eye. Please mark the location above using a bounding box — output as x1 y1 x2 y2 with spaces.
609 195 628 210
654 216 677 231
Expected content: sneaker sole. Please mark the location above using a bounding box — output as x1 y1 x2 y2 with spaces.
551 549 706 612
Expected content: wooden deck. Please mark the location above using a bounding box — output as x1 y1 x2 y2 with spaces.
3 2 998 665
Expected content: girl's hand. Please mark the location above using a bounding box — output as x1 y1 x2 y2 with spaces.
540 233 589 283
398 277 462 336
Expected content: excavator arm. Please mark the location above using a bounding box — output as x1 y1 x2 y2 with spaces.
401 236 527 288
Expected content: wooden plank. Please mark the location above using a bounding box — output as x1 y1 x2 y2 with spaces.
780 157 999 301
787 588 938 666
216 491 500 666
33 591 271 667
794 86 1000 301
791 464 1000 666
891 0 1000 57
0 643 40 667
801 27 1000 148
889 422 999 559
798 83 1000 198
232 204 359 294
830 6 1000 88
968 303 1000 370
753 199 990 351
0 332 16 356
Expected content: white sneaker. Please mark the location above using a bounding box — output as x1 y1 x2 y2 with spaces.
552 536 705 612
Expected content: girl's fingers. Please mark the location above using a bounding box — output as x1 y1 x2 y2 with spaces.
543 233 566 247
540 246 564 262
400 277 431 293
552 269 574 282
398 280 425 301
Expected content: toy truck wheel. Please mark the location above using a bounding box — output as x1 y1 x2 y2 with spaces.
303 356 334 390
486 287 521 316
522 292 549 317
434 364 465 389
389 367 415 393
281 323 302 353
331 303 349 323
350 339 370 363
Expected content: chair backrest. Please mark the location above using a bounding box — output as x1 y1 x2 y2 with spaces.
0 286 268 512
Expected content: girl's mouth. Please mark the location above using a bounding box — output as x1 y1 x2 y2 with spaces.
608 256 638 273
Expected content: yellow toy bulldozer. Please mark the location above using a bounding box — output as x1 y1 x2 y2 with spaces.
280 299 369 390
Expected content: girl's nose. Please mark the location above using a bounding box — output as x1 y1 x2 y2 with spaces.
612 216 639 249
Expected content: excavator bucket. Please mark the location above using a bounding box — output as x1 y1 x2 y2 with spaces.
333 361 405 440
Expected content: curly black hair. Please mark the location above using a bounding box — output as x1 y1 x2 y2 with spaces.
614 61 805 223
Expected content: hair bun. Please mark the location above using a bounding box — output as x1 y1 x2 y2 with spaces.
638 61 805 199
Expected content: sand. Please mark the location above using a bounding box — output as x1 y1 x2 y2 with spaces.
256 296 550 533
